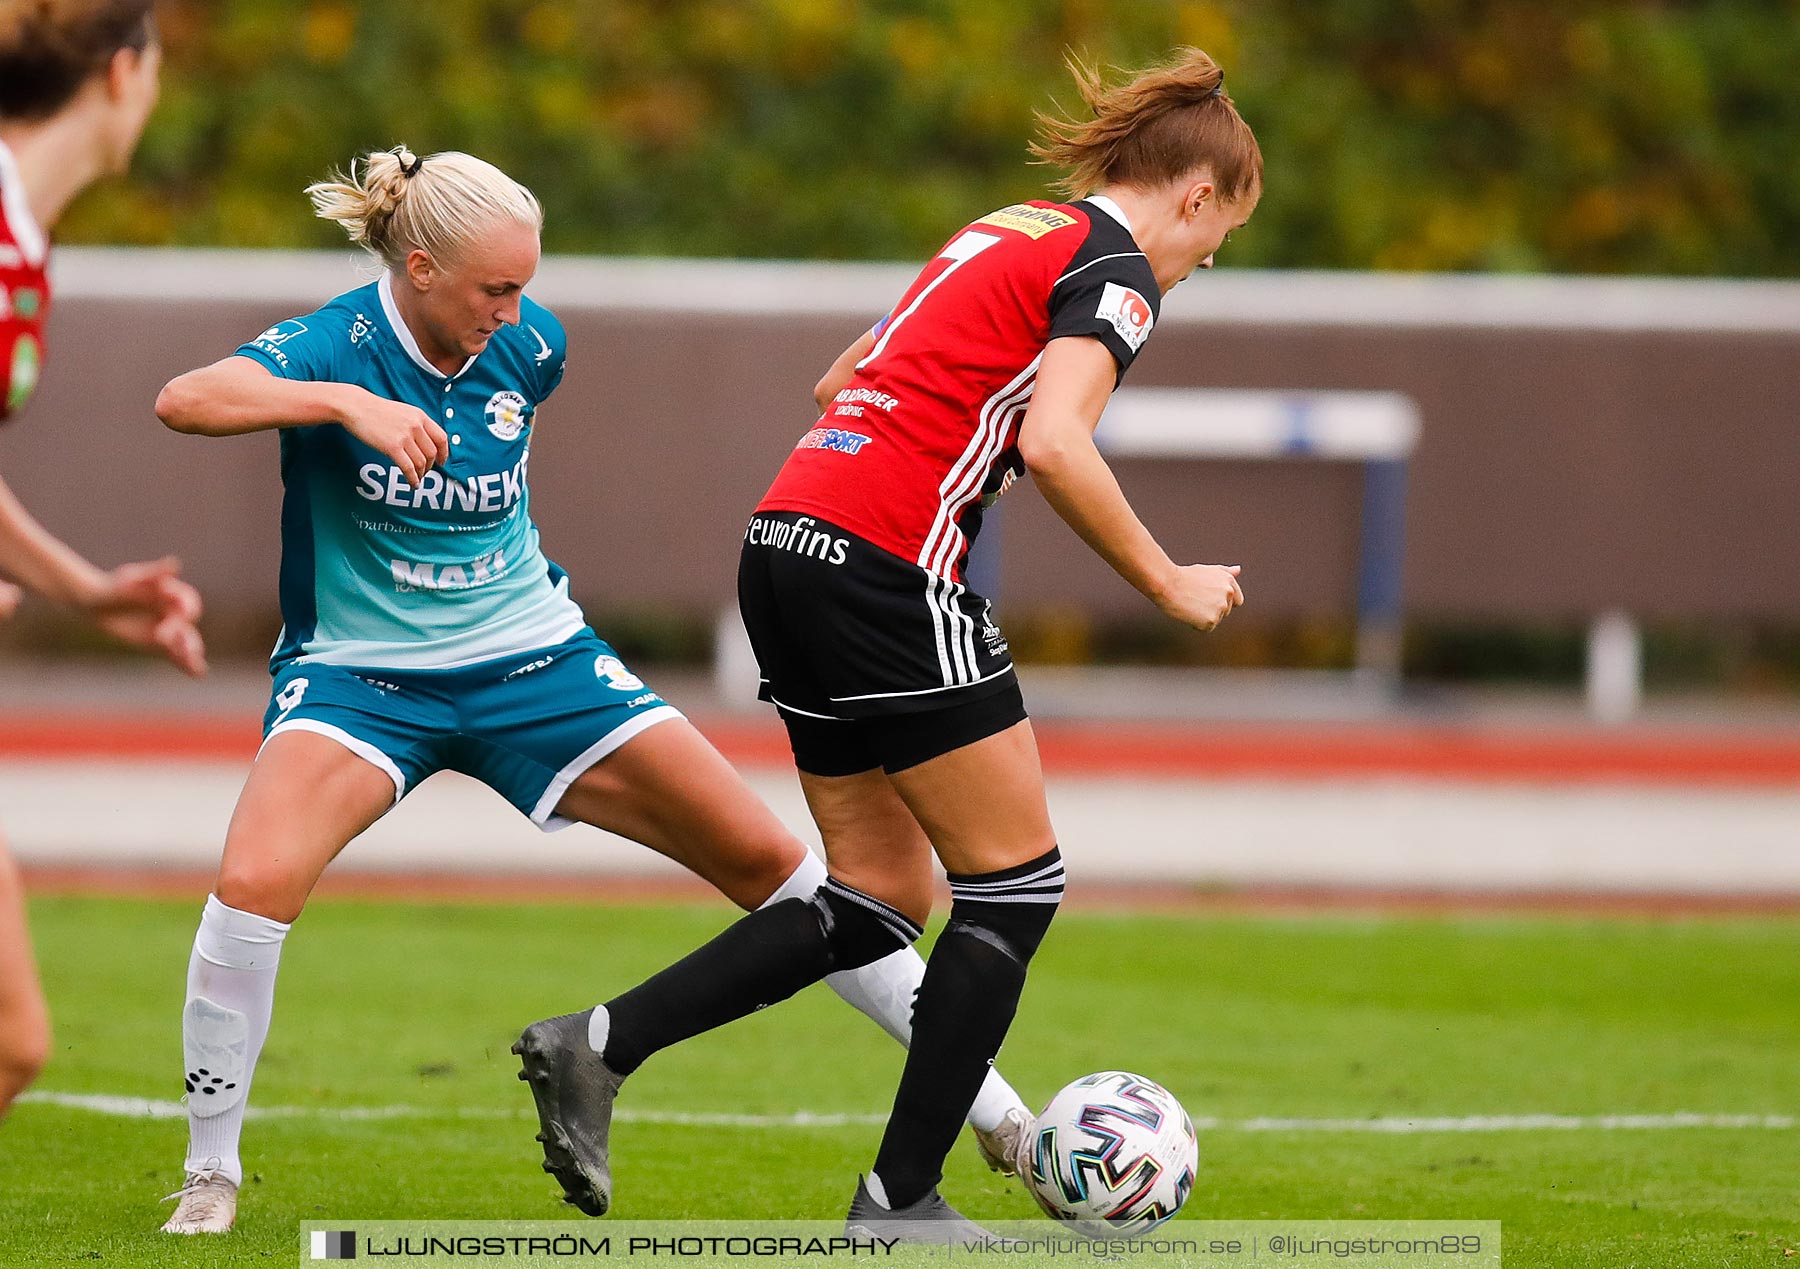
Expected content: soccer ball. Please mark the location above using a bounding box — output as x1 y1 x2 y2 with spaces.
1023 1071 1199 1239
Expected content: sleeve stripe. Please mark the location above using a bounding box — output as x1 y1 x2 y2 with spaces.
1054 251 1150 288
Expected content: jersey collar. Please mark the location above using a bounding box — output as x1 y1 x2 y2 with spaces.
1085 194 1133 235
377 271 478 380
0 138 48 268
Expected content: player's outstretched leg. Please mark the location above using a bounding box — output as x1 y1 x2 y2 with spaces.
537 720 1031 1204
515 874 921 1215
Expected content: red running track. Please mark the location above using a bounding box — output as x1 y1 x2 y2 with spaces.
2 711 1799 786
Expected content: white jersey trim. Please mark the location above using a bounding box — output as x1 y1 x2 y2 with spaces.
0 139 47 268
378 272 479 381
261 719 406 801
917 355 1039 683
1054 251 1149 288
769 695 842 721
830 662 1015 703
531 705 684 828
1085 195 1133 233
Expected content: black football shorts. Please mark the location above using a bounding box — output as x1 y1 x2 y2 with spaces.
737 511 1026 774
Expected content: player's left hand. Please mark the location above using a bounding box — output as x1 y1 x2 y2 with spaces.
84 556 208 677
0 579 20 622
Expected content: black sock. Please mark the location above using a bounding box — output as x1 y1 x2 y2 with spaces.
601 878 922 1076
871 847 1064 1209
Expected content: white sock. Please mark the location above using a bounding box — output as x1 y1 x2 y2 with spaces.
865 1171 892 1209
180 895 290 1186
763 848 828 906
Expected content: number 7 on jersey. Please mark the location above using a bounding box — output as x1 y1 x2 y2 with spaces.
856 230 1003 372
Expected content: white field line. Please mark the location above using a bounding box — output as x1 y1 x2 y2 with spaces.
17 1092 1795 1134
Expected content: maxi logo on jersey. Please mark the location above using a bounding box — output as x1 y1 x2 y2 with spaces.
391 550 511 593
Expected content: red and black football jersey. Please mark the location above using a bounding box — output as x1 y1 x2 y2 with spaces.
759 196 1160 582
0 140 50 423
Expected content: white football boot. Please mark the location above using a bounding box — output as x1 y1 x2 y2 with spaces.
973 1105 1034 1176
161 1165 238 1234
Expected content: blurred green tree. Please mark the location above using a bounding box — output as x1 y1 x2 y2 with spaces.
55 0 1800 275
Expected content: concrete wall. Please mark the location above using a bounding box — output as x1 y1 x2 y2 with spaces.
6 251 1796 634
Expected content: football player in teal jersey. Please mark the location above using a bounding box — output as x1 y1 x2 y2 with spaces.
152 146 1032 1234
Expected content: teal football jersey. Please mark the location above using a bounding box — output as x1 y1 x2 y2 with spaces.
238 274 587 670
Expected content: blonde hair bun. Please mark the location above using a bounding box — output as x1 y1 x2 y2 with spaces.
306 146 543 269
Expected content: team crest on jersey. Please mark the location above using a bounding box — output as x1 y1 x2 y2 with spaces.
485 390 530 442
1096 282 1155 352
594 655 645 691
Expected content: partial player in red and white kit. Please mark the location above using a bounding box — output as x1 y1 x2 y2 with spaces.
565 50 1263 1240
0 140 51 424
0 0 202 1127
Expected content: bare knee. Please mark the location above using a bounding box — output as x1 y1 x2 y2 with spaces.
213 861 309 925
719 834 812 911
826 836 935 927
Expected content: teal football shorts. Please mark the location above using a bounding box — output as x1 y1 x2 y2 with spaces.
260 631 681 830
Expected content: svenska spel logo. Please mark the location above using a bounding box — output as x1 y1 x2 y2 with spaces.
310 1229 356 1259
255 319 308 346
1096 282 1155 352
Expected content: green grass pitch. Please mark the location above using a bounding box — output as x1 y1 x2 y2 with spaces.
2 895 1796 1267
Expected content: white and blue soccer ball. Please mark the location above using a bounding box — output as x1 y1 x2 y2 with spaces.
1023 1071 1199 1239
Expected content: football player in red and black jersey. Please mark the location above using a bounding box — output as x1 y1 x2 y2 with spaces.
522 49 1260 1236
0 0 205 1122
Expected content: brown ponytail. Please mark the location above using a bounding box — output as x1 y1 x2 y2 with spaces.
0 0 157 121
1031 48 1261 202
